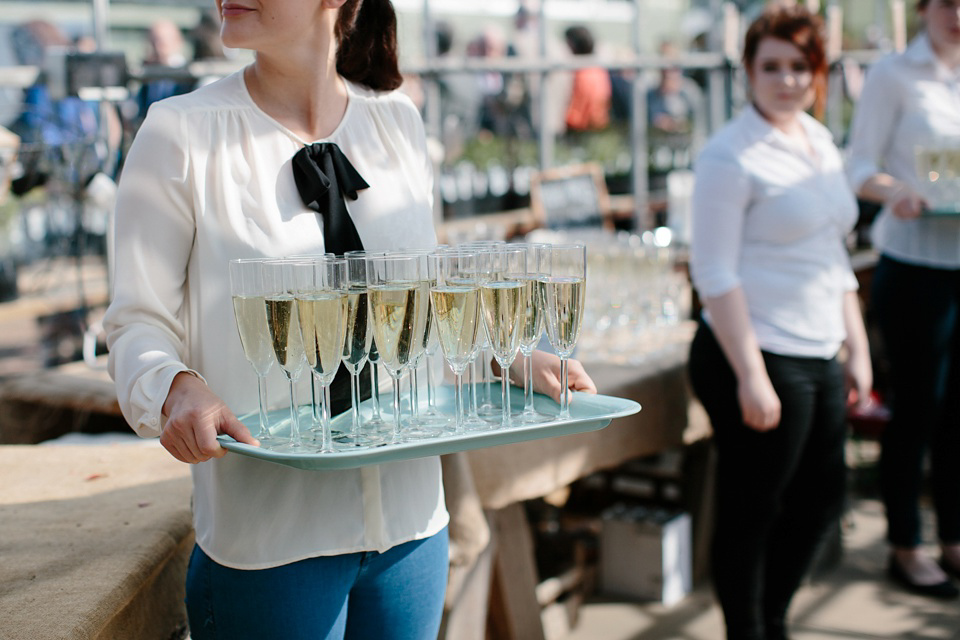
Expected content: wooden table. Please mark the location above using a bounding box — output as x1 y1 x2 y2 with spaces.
442 324 712 640
0 326 709 640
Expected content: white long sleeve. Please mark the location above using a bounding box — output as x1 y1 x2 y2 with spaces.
103 72 447 569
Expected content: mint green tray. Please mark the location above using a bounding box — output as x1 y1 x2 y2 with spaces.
217 384 640 471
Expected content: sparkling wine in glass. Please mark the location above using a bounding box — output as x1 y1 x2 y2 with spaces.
540 244 587 420
263 259 307 450
368 254 424 444
479 247 526 428
229 258 275 442
430 251 481 435
338 251 380 446
295 258 348 453
511 243 551 423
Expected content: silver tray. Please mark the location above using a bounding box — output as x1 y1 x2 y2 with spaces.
217 384 641 471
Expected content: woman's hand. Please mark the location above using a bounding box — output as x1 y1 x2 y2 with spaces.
159 372 259 464
526 350 598 405
737 371 781 431
844 349 873 411
888 184 927 219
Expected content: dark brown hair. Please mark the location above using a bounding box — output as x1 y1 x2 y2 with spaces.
335 0 402 92
917 0 930 9
743 5 828 118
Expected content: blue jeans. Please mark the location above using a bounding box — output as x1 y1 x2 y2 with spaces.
872 255 960 547
186 528 449 640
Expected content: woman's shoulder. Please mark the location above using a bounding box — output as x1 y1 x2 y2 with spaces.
347 82 423 131
698 113 751 165
148 71 248 116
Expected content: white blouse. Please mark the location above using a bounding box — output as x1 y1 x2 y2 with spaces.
690 105 859 358
103 71 448 569
846 34 960 269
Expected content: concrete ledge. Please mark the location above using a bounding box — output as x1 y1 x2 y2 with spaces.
0 445 193 640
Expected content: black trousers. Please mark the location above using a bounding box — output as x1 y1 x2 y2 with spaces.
871 255 960 547
689 322 847 640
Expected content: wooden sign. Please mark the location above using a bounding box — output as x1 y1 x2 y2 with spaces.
529 163 610 229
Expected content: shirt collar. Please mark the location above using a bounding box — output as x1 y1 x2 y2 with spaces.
741 103 833 150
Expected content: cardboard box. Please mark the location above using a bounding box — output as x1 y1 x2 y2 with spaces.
599 504 691 606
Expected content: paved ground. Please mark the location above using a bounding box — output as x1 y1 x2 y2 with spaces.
568 495 959 639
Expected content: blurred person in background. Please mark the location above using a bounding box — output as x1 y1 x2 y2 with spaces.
846 0 960 600
135 20 193 124
688 6 872 638
563 25 610 133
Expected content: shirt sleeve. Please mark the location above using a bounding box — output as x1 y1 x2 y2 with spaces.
846 59 900 193
102 102 201 437
689 145 752 299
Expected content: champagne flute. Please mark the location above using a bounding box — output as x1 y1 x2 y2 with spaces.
290 253 336 429
295 258 348 453
397 251 436 440
479 247 526 428
461 242 504 419
338 251 381 446
368 254 424 444
430 251 481 435
511 243 552 424
540 244 587 420
229 259 276 442
262 259 307 450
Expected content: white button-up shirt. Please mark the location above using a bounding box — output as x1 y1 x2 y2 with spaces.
690 105 859 358
846 34 960 268
103 72 448 569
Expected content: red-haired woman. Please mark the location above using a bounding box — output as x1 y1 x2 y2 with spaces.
102 0 595 637
847 0 960 600
688 6 873 638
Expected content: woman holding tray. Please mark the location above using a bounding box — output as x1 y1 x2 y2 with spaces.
846 0 960 599
102 0 596 637
688 6 872 638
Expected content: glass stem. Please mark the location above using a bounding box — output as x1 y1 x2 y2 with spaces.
522 352 535 414
288 376 301 447
370 363 383 420
392 376 403 444
410 368 421 422
501 364 512 427
559 357 570 420
350 371 362 438
454 372 464 435
321 383 333 453
483 347 493 406
425 356 438 412
257 374 270 440
310 374 319 427
469 359 480 416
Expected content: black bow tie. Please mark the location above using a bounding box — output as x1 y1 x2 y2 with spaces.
291 142 372 416
292 142 370 255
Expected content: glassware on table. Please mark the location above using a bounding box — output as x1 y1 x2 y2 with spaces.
367 254 425 444
430 251 482 435
479 246 526 428
262 259 308 451
294 257 348 453
460 242 503 419
539 243 587 420
336 251 381 446
511 243 552 424
229 258 276 442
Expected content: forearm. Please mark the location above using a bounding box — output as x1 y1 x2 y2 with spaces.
841 291 870 364
857 173 907 205
702 287 767 384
